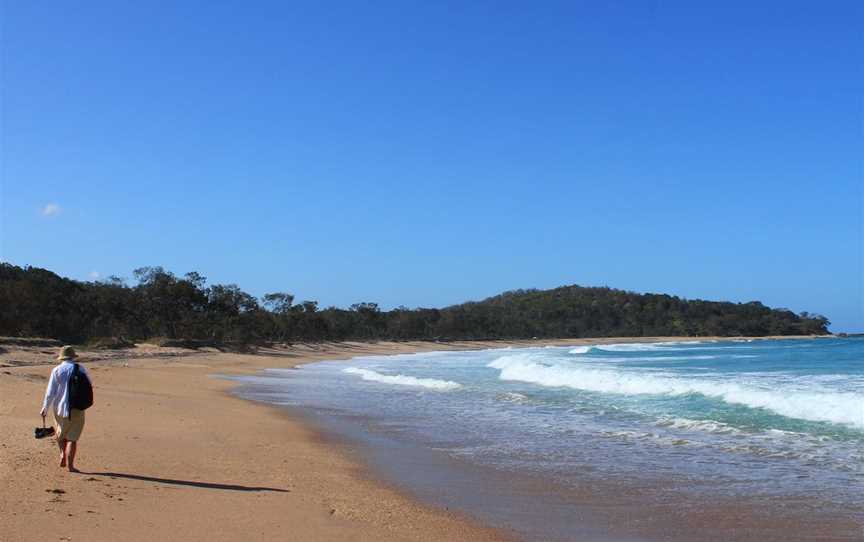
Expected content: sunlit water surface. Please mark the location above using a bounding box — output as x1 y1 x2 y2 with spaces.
234 338 864 528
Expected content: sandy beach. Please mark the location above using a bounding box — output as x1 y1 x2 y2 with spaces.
0 336 841 542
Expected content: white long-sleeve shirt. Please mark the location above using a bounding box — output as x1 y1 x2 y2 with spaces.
42 360 91 419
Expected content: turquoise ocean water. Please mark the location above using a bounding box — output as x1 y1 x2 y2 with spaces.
235 337 863 533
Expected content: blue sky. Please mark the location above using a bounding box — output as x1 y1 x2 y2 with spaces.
1 2 862 331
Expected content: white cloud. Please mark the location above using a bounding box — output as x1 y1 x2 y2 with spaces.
41 203 61 217
88 271 101 280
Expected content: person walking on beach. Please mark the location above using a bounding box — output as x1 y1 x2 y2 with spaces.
40 346 93 473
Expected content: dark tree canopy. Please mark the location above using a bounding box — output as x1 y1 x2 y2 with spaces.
0 263 831 345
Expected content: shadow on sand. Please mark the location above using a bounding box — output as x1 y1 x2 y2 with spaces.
82 471 290 493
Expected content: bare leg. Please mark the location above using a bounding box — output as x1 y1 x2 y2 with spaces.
57 438 67 467
66 441 78 472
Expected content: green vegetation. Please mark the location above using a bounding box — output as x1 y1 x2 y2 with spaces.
0 263 830 345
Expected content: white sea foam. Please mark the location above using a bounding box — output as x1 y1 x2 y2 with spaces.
569 341 732 356
569 352 732 363
343 367 462 391
655 340 712 346
591 341 709 352
487 354 864 428
593 343 666 352
497 392 531 403
654 416 742 435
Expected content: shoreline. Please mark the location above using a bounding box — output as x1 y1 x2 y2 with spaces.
230 335 862 542
0 335 838 541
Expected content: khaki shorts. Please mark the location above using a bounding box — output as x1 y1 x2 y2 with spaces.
54 409 85 442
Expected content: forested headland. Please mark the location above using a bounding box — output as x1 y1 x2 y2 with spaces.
0 263 830 345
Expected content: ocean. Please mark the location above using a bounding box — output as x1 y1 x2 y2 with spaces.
234 337 864 540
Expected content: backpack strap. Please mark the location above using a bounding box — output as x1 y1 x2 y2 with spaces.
69 363 80 418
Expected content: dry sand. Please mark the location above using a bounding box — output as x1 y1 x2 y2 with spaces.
0 336 829 541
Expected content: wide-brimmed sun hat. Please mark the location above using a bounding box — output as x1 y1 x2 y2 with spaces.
57 345 78 360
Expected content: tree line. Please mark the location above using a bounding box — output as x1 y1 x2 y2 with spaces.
0 263 830 345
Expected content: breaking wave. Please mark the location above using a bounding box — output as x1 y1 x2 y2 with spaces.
343 367 462 391
487 354 864 428
569 341 714 355
593 343 669 352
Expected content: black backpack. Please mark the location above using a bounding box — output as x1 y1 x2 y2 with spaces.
68 363 93 412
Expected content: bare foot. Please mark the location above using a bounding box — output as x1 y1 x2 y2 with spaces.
59 456 66 468
68 467 79 473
